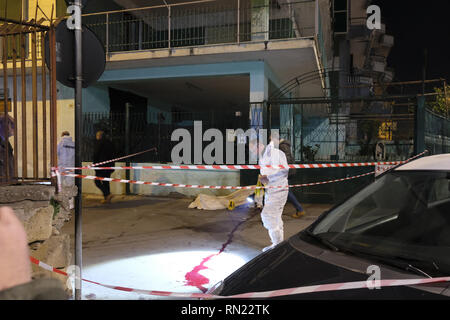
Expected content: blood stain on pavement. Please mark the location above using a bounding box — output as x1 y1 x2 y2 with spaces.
184 211 258 293
184 253 218 293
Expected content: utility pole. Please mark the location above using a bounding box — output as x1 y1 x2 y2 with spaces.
125 103 131 195
422 48 427 96
414 49 427 156
67 0 83 300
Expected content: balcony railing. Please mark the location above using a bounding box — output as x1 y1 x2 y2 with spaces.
83 0 317 55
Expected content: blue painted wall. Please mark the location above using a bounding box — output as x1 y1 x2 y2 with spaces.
99 61 264 83
80 61 282 115
147 99 172 124
82 85 110 113
98 61 278 104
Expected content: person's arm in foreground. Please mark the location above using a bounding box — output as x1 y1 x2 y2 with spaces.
0 207 67 300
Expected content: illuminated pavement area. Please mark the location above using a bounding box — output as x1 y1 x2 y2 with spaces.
61 194 332 300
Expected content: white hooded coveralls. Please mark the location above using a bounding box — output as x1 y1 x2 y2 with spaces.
259 141 289 247
57 136 75 186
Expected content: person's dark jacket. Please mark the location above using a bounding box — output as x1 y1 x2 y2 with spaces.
0 279 68 300
93 137 115 176
279 139 296 178
0 138 14 183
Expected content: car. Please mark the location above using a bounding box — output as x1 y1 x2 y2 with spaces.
208 153 450 299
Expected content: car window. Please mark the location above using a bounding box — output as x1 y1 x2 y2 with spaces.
313 174 418 234
309 171 450 276
428 177 450 204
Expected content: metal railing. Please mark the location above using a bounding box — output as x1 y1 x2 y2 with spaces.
82 110 250 163
425 108 450 155
268 96 419 162
1 21 58 185
83 0 317 55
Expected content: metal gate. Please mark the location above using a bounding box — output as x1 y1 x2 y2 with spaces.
0 18 58 184
259 71 449 203
268 96 417 163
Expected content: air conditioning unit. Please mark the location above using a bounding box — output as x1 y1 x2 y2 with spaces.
383 70 394 82
359 76 373 85
371 60 386 73
380 34 394 47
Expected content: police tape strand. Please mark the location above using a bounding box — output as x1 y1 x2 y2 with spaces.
52 151 428 190
58 171 376 190
53 151 428 172
29 256 450 299
89 147 158 168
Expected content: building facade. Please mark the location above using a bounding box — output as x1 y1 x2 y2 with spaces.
1 0 400 197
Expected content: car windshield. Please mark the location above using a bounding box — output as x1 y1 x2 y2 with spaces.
309 170 450 276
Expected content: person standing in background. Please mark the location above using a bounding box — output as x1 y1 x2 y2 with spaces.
57 131 75 187
0 115 15 183
279 139 306 218
93 130 115 204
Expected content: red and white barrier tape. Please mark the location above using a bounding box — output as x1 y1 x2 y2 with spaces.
50 169 62 193
58 171 375 190
55 161 404 171
30 256 450 299
89 147 157 168
53 151 428 172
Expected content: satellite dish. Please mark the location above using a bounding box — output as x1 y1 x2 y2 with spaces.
44 20 105 88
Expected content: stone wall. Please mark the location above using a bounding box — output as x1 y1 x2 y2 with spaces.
0 184 77 293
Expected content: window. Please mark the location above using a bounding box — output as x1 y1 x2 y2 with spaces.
56 0 67 18
0 1 24 60
0 0 23 20
333 0 348 34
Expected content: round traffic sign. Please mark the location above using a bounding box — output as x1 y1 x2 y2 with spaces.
44 20 106 88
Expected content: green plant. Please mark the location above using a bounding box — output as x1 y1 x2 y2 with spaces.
429 85 450 117
50 198 61 219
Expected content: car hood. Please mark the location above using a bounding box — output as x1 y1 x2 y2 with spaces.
217 235 449 299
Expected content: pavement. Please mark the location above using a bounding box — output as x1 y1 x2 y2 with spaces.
61 194 332 300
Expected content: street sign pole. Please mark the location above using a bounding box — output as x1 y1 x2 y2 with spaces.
74 0 83 301
48 1 104 299
67 0 83 300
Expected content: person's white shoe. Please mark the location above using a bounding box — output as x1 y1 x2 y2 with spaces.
262 244 275 252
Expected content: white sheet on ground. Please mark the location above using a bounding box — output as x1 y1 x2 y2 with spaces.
188 188 255 210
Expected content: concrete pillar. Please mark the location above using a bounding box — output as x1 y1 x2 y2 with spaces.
251 0 270 41
250 68 268 103
414 96 426 154
249 67 269 130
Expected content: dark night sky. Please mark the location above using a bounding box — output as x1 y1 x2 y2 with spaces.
371 0 450 82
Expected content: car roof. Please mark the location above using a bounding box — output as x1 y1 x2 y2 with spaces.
395 153 450 171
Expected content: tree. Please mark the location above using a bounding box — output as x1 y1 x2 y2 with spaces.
429 85 450 117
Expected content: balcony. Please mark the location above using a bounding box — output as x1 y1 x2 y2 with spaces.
82 0 323 57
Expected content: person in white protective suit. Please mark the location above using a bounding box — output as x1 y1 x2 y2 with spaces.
249 134 289 252
57 131 75 187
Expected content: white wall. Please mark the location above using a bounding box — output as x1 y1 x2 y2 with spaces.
81 161 241 198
